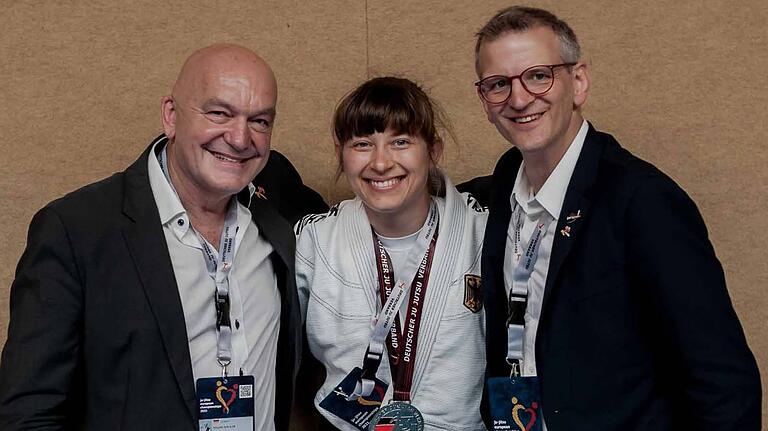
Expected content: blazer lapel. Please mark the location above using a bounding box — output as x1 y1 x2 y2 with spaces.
482 148 523 375
541 124 603 308
248 194 302 423
247 195 303 342
248 195 295 277
120 143 197 420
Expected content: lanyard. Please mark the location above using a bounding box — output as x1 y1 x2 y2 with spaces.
507 203 553 376
349 203 439 401
375 227 437 401
159 147 240 377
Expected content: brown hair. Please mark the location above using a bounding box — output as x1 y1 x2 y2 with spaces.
474 6 581 76
332 76 452 194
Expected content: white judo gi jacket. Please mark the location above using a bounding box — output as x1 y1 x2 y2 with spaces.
295 175 488 430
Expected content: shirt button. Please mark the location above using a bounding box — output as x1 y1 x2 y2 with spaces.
235 319 240 329
177 219 185 226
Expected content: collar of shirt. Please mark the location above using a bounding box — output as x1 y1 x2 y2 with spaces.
147 138 256 241
511 120 589 220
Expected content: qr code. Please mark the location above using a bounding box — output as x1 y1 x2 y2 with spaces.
239 384 253 399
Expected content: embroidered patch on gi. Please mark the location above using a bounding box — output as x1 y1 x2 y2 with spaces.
465 194 487 212
463 274 482 313
294 204 340 235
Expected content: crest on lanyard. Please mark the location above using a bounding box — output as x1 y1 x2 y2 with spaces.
463 274 483 313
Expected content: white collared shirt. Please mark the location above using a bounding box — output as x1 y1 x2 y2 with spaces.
147 139 280 431
504 120 589 376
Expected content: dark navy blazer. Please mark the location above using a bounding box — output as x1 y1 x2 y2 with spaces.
0 136 327 430
459 125 761 430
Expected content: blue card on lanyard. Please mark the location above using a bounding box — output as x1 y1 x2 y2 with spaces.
319 367 389 430
487 376 542 431
197 375 255 431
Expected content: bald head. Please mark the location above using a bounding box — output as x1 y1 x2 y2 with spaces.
160 43 279 208
172 44 277 104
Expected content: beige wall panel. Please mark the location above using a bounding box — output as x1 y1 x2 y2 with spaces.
366 0 767 421
1 0 766 424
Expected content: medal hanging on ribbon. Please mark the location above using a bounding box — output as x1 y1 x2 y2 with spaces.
366 223 436 431
322 203 438 430
369 401 424 431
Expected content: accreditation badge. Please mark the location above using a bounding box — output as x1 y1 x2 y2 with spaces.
197 375 255 431
368 401 424 431
487 376 542 431
319 367 389 430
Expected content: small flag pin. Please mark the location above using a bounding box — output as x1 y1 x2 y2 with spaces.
254 186 267 200
566 210 582 223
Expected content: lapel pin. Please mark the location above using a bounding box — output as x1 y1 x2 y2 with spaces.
254 186 267 200
560 225 571 237
566 210 582 223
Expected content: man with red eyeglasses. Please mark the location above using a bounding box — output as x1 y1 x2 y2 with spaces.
459 6 761 430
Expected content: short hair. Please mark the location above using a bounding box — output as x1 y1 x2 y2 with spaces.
332 76 451 194
474 6 581 76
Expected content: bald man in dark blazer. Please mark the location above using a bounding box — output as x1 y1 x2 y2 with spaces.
0 44 327 430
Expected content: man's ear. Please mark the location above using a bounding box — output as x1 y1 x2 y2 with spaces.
161 96 177 139
571 62 590 109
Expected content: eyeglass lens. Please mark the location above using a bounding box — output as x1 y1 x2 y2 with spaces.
479 66 555 103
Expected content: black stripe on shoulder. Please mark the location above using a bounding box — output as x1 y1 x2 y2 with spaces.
294 203 340 236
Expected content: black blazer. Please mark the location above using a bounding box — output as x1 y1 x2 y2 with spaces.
459 125 761 430
0 137 327 430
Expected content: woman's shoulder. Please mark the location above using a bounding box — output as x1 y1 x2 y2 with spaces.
440 172 488 214
444 185 487 216
294 198 358 239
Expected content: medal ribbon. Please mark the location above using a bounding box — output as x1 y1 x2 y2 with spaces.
375 228 437 401
349 203 439 400
160 146 240 375
507 203 553 374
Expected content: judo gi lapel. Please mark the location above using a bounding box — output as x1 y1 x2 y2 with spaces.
120 139 197 420
347 199 380 313
343 177 469 396
541 124 602 309
409 174 465 397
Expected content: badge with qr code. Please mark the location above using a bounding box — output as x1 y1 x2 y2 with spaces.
197 375 255 430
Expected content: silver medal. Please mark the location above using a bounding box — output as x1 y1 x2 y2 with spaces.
368 402 424 431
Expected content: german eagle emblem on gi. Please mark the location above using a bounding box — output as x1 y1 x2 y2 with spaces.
463 274 482 313
368 402 424 431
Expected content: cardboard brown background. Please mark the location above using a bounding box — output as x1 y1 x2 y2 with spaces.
1 0 765 425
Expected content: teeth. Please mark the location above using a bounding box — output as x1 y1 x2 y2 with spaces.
512 114 541 124
370 178 400 188
213 153 240 163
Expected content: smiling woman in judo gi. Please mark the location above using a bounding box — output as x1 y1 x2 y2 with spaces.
295 77 487 431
